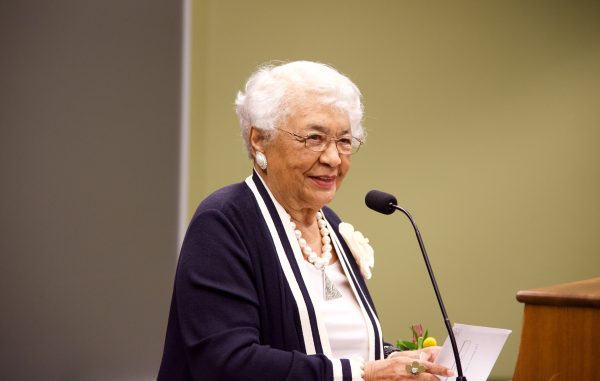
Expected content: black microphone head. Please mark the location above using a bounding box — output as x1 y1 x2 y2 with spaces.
365 190 398 215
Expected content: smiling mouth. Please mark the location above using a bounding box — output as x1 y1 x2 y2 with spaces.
309 175 337 187
310 175 336 181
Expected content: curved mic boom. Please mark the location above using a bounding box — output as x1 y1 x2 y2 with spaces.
365 189 467 381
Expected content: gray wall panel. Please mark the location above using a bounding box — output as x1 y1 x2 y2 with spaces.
0 1 181 379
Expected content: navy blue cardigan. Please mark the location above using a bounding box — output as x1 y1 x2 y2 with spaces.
158 173 383 380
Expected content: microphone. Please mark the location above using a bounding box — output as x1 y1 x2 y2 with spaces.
365 190 467 381
364 189 397 215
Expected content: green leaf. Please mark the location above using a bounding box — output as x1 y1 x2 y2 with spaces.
424 329 429 339
417 336 424 350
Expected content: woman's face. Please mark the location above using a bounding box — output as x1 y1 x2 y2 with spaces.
260 97 352 214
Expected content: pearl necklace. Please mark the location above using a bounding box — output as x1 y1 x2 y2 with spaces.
291 211 332 270
289 211 342 300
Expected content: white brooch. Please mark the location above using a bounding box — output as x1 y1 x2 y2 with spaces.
338 222 374 279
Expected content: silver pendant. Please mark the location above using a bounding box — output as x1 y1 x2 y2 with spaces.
323 270 342 301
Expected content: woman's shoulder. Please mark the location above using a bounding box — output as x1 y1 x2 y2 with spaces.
322 207 367 234
192 181 253 219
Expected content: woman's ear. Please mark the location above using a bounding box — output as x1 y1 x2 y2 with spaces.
249 126 266 154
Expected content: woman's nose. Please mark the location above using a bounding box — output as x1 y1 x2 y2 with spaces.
319 140 343 166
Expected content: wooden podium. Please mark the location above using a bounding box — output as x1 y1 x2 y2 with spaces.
512 277 600 381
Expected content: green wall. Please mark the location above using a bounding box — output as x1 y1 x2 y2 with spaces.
188 1 600 378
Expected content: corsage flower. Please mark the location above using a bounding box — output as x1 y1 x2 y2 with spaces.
396 324 437 350
338 222 374 279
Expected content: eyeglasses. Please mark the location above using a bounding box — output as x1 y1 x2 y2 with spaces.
276 128 363 155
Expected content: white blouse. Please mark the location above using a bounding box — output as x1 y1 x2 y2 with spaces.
303 259 370 361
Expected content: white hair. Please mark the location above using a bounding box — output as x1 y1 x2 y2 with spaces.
235 60 365 157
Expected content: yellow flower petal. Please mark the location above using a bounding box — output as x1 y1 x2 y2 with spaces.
423 337 437 347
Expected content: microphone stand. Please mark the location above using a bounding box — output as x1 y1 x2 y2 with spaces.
392 204 467 381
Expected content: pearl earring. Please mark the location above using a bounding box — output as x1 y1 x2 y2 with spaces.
255 151 268 170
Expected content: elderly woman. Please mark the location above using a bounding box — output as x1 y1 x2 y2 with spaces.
158 61 453 381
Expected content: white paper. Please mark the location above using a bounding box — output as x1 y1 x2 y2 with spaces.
434 323 511 381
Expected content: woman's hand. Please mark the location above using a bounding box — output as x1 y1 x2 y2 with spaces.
364 353 453 381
